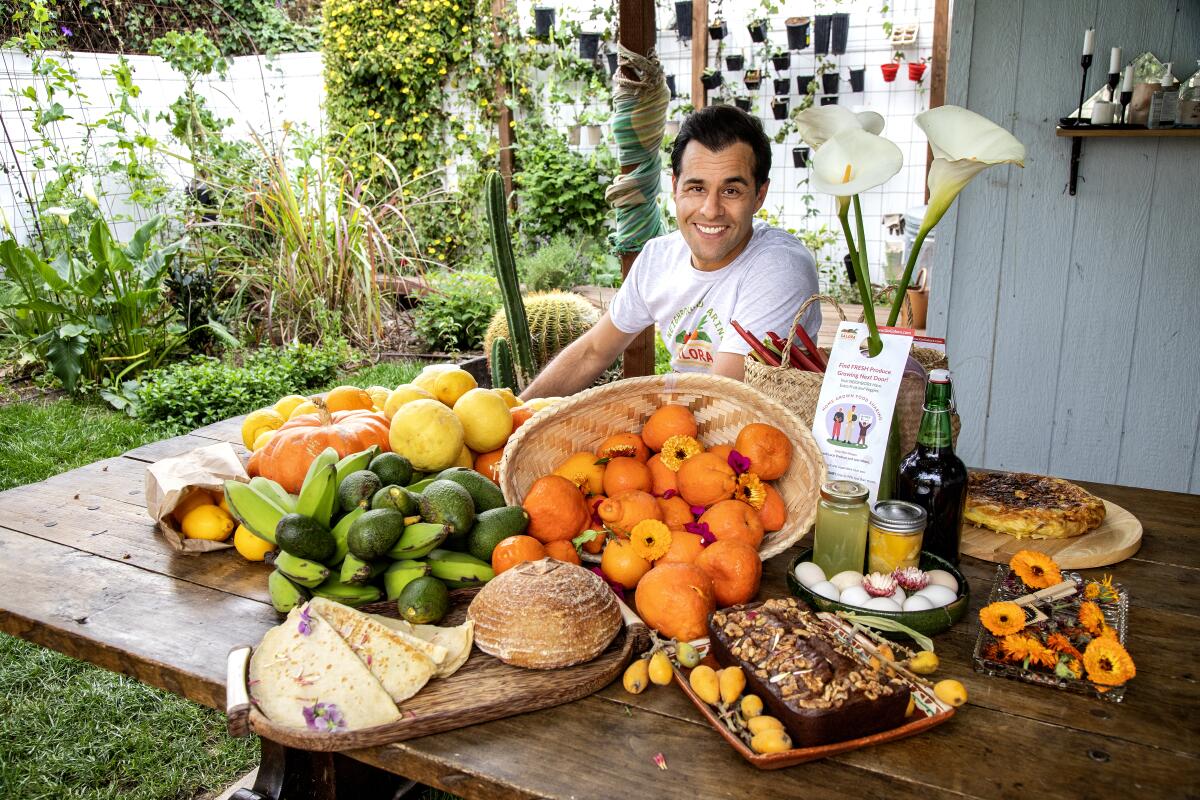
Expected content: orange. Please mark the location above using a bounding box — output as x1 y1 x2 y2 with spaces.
699 499 765 550
758 483 787 532
641 404 698 452
601 456 652 496
634 563 716 641
554 451 606 496
324 385 375 413
474 448 504 484
676 452 737 507
492 535 548 574
657 495 694 528
544 539 582 565
597 432 650 463
695 538 762 607
654 530 706 566
511 406 536 431
522 475 591 543
600 537 652 589
707 443 733 463
597 489 662 536
647 454 678 497
582 496 607 554
734 423 792 481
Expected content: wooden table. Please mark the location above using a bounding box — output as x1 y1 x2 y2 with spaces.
1 416 1197 799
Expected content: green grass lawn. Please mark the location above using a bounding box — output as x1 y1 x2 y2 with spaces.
0 357 436 800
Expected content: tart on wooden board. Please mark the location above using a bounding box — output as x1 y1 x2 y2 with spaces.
963 471 1106 540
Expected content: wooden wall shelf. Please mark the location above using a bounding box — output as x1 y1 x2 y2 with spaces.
1056 125 1200 195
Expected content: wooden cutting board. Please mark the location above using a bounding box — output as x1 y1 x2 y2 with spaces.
226 589 649 751
960 499 1142 569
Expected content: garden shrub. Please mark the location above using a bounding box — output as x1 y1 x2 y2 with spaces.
513 123 615 245
518 234 588 292
411 272 500 353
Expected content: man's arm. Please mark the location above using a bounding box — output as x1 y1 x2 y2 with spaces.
712 352 746 382
520 313 639 400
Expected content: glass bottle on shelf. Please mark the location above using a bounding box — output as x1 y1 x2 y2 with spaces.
1177 61 1200 128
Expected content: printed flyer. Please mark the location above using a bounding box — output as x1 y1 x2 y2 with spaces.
812 322 914 503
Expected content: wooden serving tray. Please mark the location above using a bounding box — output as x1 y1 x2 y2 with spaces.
960 499 1142 569
226 590 650 751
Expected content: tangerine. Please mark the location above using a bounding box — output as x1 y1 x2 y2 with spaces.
491 535 548 574
758 482 787 532
601 456 652 496
598 489 662 536
544 539 582 565
511 405 536 431
324 385 376 413
634 563 716 641
597 432 650 463
699 499 765 550
641 404 698 452
522 475 591 543
695 539 762 607
474 447 504 484
601 538 652 589
554 451 606 496
657 495 694 528
675 452 737 507
582 496 607 554
654 530 706 566
707 443 734 463
647 454 678 497
734 423 792 481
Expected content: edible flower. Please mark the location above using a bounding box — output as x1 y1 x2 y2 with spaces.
863 572 898 598
734 472 766 510
684 520 715 545
689 505 707 518
1083 637 1136 686
1055 657 1082 680
653 752 668 770
659 435 702 471
630 519 672 562
1077 601 1105 636
979 601 1026 637
892 566 928 592
726 449 751 475
302 702 347 732
1009 550 1062 590
297 605 313 636
1046 632 1082 660
660 488 678 500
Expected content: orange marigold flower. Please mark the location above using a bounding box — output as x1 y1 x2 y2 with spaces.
1026 637 1058 669
980 602 1026 637
1083 637 1136 687
1097 624 1120 641
1084 582 1100 600
630 519 672 561
734 472 767 510
1009 550 1062 590
659 435 702 471
1000 633 1035 662
1046 632 1083 660
1077 600 1105 636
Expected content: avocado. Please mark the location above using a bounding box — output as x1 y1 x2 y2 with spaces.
369 452 413 487
434 467 507 512
337 470 382 513
467 506 531 562
418 479 476 534
397 576 450 624
275 513 335 561
346 508 406 560
371 484 419 516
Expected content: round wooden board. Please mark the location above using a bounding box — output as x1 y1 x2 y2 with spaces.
959 499 1142 569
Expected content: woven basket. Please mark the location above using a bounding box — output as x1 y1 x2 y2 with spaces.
497 374 826 562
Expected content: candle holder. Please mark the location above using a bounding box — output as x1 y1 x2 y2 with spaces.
1106 72 1120 106
1061 53 1094 126
1119 89 1133 124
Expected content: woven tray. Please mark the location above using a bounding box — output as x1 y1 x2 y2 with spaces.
497 374 826 561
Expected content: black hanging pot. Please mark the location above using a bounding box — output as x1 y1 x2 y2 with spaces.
666 74 677 98
700 70 723 90
773 78 790 96
708 20 729 40
533 6 556 40
785 17 811 50
675 1 693 38
744 70 762 90
792 146 810 168
725 53 745 71
607 51 619 73
579 32 600 61
771 52 791 72
820 95 839 106
821 72 840 94
849 68 865 92
734 95 752 111
831 12 850 55
813 14 832 55
748 20 768 43
771 98 789 120
796 74 815 94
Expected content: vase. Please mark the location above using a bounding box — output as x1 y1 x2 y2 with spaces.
785 17 811 50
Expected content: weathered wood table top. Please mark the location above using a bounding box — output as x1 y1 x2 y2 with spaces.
1 416 1197 799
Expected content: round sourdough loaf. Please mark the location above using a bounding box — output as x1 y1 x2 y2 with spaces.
467 558 622 669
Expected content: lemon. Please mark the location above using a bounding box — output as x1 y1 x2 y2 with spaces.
383 383 435 420
289 400 320 419
933 679 967 707
217 493 231 514
389 399 466 471
273 394 309 418
181 504 236 541
252 430 275 451
365 385 391 411
452 388 514 452
234 523 276 560
520 396 561 413
493 387 521 409
173 488 216 523
412 364 458 395
432 368 477 407
454 444 475 469
241 408 286 449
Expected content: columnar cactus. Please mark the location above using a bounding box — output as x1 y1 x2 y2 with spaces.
486 171 535 389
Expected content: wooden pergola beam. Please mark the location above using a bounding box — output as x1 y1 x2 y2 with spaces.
691 1 708 108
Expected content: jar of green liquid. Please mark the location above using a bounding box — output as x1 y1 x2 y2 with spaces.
813 480 870 577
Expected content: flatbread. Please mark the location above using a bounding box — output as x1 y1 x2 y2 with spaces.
307 597 439 703
373 615 475 679
249 606 399 731
964 470 1106 539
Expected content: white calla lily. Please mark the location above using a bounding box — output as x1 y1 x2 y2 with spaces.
80 174 99 207
810 128 903 198
793 106 886 149
0 204 12 236
44 206 73 225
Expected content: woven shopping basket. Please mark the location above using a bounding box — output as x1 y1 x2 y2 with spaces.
497 374 826 561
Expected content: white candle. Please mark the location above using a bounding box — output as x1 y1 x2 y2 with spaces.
1109 47 1122 74
1121 64 1135 92
1083 28 1095 56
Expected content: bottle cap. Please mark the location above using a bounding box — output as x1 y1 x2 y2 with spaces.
870 500 927 534
929 368 951 383
820 480 869 503
1162 62 1175 87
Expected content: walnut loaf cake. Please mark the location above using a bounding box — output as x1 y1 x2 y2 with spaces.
708 597 910 747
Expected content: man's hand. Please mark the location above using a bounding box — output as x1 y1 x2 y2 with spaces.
712 352 746 381
520 313 638 401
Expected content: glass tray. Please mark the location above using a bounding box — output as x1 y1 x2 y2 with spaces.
971 566 1130 702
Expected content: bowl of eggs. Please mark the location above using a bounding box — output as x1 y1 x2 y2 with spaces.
786 549 970 638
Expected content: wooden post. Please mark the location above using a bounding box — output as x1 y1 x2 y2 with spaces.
691 1 709 109
924 0 950 202
492 0 516 204
617 0 658 379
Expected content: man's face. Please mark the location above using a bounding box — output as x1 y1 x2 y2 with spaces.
672 140 769 271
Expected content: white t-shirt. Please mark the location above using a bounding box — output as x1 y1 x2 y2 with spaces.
609 221 821 373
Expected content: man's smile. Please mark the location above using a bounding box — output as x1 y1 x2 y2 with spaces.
694 223 729 237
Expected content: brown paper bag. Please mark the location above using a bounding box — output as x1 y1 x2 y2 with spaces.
145 442 249 553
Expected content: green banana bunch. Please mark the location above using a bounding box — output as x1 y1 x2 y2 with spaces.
426 548 495 586
330 506 365 566
340 553 386 586
296 448 339 528
273 551 331 588
335 446 380 486
224 480 287 544
249 477 297 513
383 559 430 600
386 522 451 560
311 576 382 607
268 570 309 613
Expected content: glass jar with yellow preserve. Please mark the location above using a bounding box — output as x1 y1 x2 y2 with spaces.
813 480 870 577
868 500 927 574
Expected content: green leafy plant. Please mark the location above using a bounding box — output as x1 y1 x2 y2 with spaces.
518 233 589 291
513 122 615 246
411 271 501 353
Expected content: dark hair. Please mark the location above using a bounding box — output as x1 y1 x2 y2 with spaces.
671 105 772 189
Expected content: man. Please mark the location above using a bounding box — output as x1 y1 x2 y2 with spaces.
521 105 820 399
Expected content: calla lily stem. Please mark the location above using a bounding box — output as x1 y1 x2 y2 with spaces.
852 195 882 356
888 224 931 326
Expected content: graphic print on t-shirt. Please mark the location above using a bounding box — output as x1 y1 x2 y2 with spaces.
666 301 725 371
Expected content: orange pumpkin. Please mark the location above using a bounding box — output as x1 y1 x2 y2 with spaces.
247 403 391 493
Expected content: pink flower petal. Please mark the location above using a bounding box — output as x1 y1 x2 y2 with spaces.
653 752 668 770
689 505 707 517
728 449 751 475
661 489 678 499
684 521 715 544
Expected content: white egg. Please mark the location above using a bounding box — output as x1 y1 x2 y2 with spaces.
839 586 871 607
890 587 907 604
915 584 959 607
902 595 934 612
925 569 959 594
829 570 865 593
793 561 826 588
862 596 903 613
809 580 841 601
